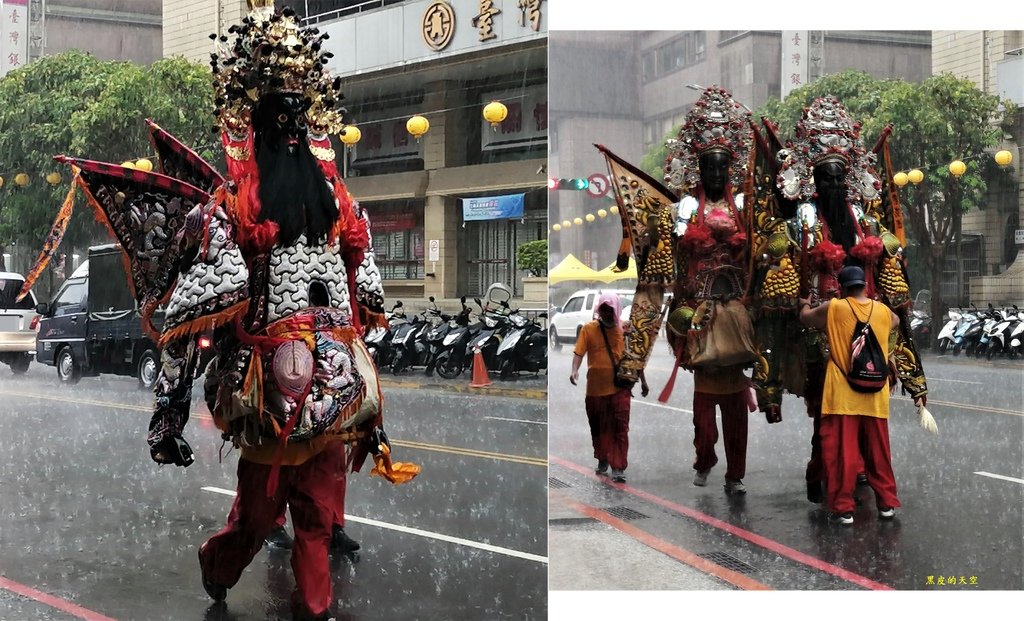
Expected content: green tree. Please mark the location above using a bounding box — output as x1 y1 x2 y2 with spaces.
517 239 548 276
0 51 219 273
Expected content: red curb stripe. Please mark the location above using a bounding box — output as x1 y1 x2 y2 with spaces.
551 455 895 591
0 577 117 621
553 491 772 590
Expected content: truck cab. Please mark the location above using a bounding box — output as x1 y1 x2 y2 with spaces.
35 245 170 388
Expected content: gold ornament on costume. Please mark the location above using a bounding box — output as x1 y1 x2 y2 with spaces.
211 3 346 136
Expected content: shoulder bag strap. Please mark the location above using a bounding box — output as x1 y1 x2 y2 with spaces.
599 323 620 370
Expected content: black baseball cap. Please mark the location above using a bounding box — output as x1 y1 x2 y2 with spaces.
839 265 866 288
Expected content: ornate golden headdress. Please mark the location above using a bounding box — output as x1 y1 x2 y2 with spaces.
663 86 753 193
211 2 344 137
776 96 881 203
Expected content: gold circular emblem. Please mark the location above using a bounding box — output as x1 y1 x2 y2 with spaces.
422 2 456 51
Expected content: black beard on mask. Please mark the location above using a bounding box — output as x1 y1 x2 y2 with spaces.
253 100 338 247
814 163 856 254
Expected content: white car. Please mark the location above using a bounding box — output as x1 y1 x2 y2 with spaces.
0 271 39 375
549 288 634 348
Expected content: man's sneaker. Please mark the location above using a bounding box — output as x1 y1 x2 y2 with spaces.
611 468 626 483
331 525 360 553
595 460 609 476
724 479 746 495
878 507 896 520
198 546 227 602
693 470 710 487
264 525 293 550
829 511 854 525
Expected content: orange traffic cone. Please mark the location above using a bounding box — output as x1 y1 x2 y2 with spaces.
470 348 492 388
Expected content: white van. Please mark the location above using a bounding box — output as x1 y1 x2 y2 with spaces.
0 271 39 375
549 288 634 348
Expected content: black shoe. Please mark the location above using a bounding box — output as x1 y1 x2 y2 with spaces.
265 525 294 550
595 460 609 476
331 525 360 553
807 480 824 504
199 546 227 602
828 511 854 526
856 473 868 486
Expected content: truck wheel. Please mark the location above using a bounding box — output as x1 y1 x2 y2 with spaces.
549 326 561 351
138 349 159 389
56 346 82 385
10 353 30 375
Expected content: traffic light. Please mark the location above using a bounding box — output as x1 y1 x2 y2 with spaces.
548 178 590 191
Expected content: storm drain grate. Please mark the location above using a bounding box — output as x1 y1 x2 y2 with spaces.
549 517 599 526
548 477 572 489
603 506 650 521
698 551 758 574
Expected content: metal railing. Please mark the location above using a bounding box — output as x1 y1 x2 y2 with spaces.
300 0 409 25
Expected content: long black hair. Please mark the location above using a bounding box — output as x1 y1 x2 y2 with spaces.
253 94 338 246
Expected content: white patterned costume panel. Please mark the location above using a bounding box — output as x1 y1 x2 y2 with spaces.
267 234 351 322
165 205 249 323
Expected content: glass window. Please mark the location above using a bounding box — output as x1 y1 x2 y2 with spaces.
585 293 595 310
53 281 87 316
369 201 425 281
562 297 583 314
0 278 35 310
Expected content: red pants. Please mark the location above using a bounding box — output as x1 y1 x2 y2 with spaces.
199 446 344 617
692 391 748 480
276 443 348 528
820 414 900 514
585 389 631 471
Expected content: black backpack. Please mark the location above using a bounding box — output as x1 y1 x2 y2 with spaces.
833 299 888 393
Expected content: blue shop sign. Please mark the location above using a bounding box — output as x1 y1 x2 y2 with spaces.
462 193 525 222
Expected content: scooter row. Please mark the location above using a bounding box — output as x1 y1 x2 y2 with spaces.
935 304 1024 359
364 296 548 379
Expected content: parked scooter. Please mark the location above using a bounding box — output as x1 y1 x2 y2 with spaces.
968 304 1000 357
423 297 454 377
464 296 509 373
494 300 547 379
909 307 931 350
365 300 406 369
951 306 980 356
935 308 962 355
433 297 481 379
1007 308 1024 359
982 306 1018 359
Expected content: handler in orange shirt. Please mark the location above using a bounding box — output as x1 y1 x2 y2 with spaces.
799 265 921 525
570 293 648 483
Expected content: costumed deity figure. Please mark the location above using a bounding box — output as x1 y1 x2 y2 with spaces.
750 96 927 503
597 86 759 490
28 2 418 617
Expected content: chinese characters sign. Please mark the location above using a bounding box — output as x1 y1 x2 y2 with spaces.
1 0 30 77
481 84 547 151
781 30 808 98
472 1 500 42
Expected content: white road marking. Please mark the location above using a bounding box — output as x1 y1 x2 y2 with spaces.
633 401 694 414
928 377 983 385
200 486 548 564
484 416 548 425
974 472 1024 486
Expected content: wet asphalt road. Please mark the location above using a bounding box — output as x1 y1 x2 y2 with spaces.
548 343 1023 591
0 365 547 620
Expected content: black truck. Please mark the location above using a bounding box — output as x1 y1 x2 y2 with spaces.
35 244 210 388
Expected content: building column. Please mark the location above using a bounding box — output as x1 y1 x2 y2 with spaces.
422 79 467 300
423 195 460 299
